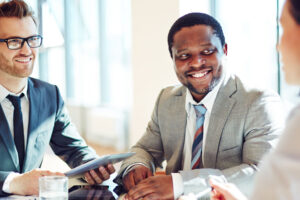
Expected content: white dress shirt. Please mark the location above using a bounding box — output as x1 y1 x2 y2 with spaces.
0 83 30 193
172 77 223 199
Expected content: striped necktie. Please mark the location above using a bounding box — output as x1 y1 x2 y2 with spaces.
191 104 206 169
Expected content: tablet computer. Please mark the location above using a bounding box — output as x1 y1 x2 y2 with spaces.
65 152 135 178
69 185 116 200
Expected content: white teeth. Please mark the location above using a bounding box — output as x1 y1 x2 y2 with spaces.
192 71 207 78
16 58 31 62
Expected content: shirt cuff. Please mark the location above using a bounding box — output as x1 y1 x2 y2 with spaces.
171 173 184 199
2 172 20 193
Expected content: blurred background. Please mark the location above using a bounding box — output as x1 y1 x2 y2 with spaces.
22 0 299 170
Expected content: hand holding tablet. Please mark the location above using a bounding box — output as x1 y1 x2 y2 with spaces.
65 152 135 178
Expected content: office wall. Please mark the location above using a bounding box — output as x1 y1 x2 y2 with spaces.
129 0 180 145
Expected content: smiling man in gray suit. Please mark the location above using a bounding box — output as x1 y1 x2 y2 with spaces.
0 0 115 196
115 13 284 200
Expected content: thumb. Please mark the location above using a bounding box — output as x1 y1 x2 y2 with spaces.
147 169 153 177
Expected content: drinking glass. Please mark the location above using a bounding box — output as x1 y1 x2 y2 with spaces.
39 176 68 200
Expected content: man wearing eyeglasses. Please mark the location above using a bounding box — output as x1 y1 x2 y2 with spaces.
0 0 115 196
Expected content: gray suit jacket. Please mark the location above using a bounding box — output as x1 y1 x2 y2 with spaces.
116 74 284 197
0 78 97 196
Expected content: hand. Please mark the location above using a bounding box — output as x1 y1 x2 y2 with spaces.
125 175 174 200
9 169 64 196
122 165 153 191
84 163 115 185
210 179 248 200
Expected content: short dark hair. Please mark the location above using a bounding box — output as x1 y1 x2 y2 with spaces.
290 0 300 24
0 0 36 25
167 12 225 58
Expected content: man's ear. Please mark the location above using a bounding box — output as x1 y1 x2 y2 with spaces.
223 43 228 56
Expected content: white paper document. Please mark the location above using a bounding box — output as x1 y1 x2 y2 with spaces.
65 152 135 178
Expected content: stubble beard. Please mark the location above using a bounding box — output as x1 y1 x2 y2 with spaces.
186 75 221 95
0 52 34 78
186 66 223 95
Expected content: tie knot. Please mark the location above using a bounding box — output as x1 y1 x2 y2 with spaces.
6 94 24 108
194 104 206 117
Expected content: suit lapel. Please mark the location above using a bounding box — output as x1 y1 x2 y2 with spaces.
0 105 20 171
23 78 41 172
203 76 237 168
166 87 187 172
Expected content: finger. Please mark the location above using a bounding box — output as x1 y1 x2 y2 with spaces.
210 179 225 190
211 187 221 196
123 173 136 191
98 166 110 180
129 188 155 200
210 190 221 200
210 180 233 198
106 164 115 174
127 182 155 200
41 170 51 176
210 195 218 200
54 172 65 176
137 176 152 185
143 193 159 200
85 171 96 185
146 169 153 178
43 170 64 177
132 170 146 185
90 169 104 184
210 182 227 194
124 194 129 200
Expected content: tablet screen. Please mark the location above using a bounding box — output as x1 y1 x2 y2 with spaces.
69 185 116 200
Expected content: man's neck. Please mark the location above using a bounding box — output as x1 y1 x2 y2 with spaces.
0 75 27 94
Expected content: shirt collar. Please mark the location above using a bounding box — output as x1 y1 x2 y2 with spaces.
185 76 224 117
0 81 29 103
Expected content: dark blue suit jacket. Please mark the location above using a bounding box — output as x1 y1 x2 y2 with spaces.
0 78 97 196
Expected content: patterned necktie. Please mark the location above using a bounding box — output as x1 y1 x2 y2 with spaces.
7 94 25 172
191 104 207 169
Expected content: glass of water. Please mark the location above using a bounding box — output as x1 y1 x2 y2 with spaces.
39 176 68 200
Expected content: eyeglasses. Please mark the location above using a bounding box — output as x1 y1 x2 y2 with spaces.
0 35 43 50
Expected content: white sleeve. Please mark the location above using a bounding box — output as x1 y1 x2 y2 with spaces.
171 173 184 199
2 172 20 193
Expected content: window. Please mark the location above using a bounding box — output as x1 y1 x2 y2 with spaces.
179 0 210 15
25 0 131 149
215 0 278 92
36 0 131 108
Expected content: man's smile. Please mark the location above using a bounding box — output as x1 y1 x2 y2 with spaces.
14 56 32 64
186 68 212 80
